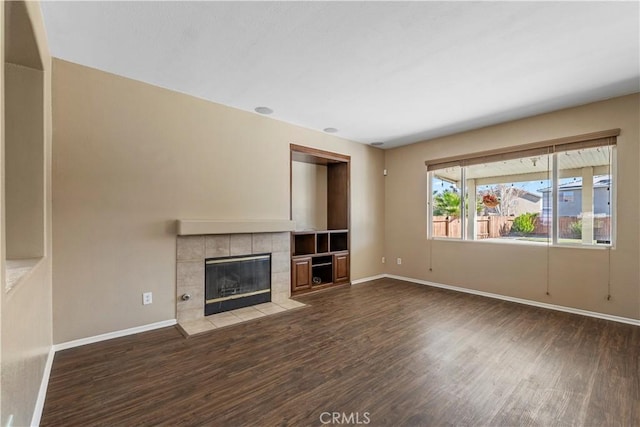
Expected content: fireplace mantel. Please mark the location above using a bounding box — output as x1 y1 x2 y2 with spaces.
177 219 296 236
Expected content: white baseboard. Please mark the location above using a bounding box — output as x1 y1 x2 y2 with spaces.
382 274 640 327
351 274 386 285
54 319 177 352
31 347 55 427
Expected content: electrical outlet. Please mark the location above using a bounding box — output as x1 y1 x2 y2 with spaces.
382 257 385 264
142 292 153 305
397 258 402 265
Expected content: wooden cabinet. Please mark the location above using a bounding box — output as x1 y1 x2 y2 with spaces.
292 257 312 291
290 231 350 293
333 253 349 284
290 144 350 295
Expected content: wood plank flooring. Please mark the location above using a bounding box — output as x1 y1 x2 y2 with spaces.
41 278 640 426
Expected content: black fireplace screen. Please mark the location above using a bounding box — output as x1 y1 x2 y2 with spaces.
205 254 271 315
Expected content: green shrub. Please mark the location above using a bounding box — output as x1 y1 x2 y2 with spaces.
433 190 461 218
569 220 582 238
511 212 538 234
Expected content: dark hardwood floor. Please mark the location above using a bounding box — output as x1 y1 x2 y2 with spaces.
41 279 640 426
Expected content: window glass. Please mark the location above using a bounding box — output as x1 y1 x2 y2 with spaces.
431 166 462 239
555 146 613 246
467 155 551 243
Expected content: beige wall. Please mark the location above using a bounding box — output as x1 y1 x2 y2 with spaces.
291 161 327 231
5 63 45 259
1 1 53 426
385 94 640 320
1 4 4 421
52 59 386 343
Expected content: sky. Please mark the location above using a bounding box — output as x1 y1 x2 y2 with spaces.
431 177 551 197
432 175 609 197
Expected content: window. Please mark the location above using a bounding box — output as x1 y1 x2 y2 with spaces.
555 146 614 245
427 130 617 247
468 155 551 243
430 166 463 239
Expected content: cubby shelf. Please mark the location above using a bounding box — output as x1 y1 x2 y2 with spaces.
292 230 349 257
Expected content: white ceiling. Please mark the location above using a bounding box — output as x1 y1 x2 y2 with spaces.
40 1 639 149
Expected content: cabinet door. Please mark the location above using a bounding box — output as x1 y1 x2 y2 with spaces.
292 257 312 291
333 253 349 284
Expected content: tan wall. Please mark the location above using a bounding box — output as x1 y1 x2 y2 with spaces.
52 59 386 343
1 1 53 426
5 63 45 258
384 94 640 320
291 161 327 231
1 4 4 421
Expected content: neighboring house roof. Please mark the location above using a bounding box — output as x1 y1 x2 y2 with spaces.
520 192 542 203
538 177 611 193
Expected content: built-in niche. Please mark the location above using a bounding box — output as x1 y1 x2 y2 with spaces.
290 144 350 295
4 0 46 289
291 161 328 231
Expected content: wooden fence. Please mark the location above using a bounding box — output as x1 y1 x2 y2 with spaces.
432 216 460 238
476 216 513 238
433 215 611 240
433 216 513 239
534 216 611 240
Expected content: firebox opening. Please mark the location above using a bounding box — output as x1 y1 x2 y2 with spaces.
205 253 271 315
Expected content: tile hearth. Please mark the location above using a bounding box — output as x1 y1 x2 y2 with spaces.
178 300 306 337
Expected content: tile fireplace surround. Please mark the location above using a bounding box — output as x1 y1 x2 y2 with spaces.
176 232 293 327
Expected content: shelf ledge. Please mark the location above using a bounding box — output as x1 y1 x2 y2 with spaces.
177 220 296 235
6 257 43 291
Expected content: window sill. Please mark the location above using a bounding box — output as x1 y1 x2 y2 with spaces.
429 237 612 250
551 243 613 251
5 258 43 292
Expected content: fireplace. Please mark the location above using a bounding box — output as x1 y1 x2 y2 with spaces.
205 253 271 315
176 232 291 324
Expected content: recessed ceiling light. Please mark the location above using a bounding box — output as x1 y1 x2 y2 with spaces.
371 142 384 147
254 106 273 115
323 127 338 133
